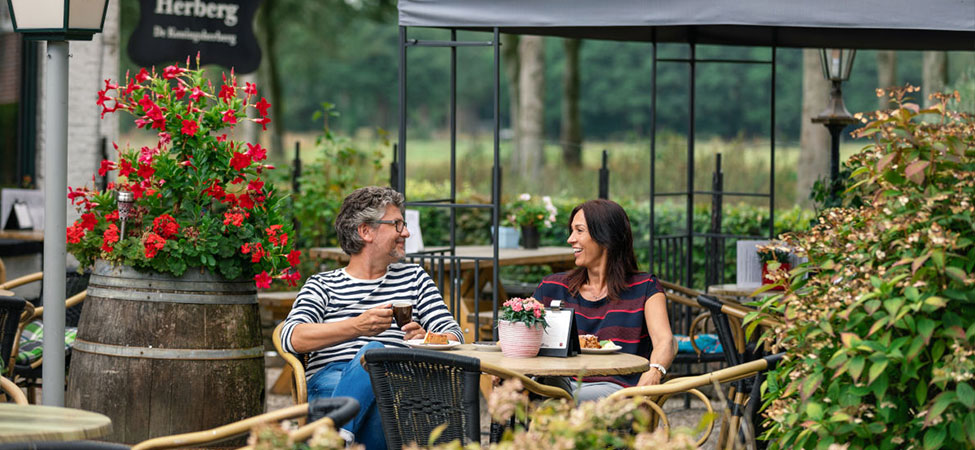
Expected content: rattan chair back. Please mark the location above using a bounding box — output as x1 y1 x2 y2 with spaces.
0 296 26 376
363 348 481 449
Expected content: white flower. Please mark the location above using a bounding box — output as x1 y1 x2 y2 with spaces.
519 193 531 201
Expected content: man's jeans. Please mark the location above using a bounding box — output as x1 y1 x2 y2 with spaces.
307 341 386 450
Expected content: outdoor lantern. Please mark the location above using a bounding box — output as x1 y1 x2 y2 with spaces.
813 48 858 182
6 0 110 40
117 190 133 239
819 48 856 82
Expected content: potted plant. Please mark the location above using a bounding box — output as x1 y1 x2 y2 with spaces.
63 56 299 443
505 193 557 249
756 243 791 289
497 297 549 358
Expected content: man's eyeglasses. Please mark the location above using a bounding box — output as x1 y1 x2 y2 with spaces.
371 219 408 233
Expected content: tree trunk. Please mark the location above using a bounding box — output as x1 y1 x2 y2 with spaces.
501 34 520 148
796 49 831 207
876 51 897 109
922 51 948 107
514 36 545 187
256 0 285 159
560 38 582 168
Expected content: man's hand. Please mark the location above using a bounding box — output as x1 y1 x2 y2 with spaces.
354 304 394 337
401 321 426 341
637 368 663 386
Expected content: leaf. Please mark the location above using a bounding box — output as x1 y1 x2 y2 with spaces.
906 335 925 362
841 332 861 348
867 358 888 384
826 350 848 369
877 152 897 171
924 296 947 309
917 318 937 345
912 253 930 274
945 266 969 283
806 402 824 420
926 391 957 427
849 356 865 382
957 382 975 409
905 160 930 184
427 423 448 446
916 381 929 405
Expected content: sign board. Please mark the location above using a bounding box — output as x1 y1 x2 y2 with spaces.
1 189 44 231
538 301 581 357
128 0 263 74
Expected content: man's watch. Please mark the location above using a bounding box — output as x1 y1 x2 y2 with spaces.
649 363 667 376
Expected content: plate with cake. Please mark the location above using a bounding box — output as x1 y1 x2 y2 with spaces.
578 334 622 354
407 332 461 350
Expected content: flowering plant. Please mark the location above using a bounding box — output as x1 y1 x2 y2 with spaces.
499 297 548 329
505 193 557 228
66 56 300 288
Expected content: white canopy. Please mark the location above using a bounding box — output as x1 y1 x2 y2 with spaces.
398 0 975 50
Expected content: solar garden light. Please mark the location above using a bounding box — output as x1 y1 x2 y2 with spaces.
117 191 133 239
812 48 858 182
6 0 110 407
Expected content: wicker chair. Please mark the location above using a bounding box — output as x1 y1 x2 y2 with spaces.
272 320 307 405
610 352 784 448
0 272 87 404
131 396 359 450
0 296 29 381
363 347 571 449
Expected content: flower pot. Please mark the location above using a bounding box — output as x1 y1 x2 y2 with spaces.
498 320 543 358
493 226 520 249
761 261 791 290
66 260 264 444
520 225 540 249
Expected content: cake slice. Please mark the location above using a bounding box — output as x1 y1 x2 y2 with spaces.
422 331 449 345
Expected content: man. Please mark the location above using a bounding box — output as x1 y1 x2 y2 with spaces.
280 186 463 449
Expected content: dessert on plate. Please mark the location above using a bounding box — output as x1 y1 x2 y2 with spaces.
422 331 450 345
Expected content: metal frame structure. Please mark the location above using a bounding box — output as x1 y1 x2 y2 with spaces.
397 27 504 341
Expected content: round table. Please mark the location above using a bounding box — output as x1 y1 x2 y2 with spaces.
450 344 649 377
0 403 112 443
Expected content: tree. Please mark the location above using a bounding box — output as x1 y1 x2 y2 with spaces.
876 51 897 109
922 51 948 107
796 49 831 207
560 38 583 168
501 34 520 146
513 36 545 187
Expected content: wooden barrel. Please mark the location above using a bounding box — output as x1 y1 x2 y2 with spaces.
66 260 264 445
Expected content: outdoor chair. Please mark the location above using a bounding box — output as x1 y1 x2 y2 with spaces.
272 320 308 405
0 272 87 403
659 280 728 367
610 352 784 449
363 347 571 449
1 374 26 404
131 396 360 450
0 295 30 380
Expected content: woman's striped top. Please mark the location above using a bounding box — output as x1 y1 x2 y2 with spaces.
533 271 663 387
281 263 463 377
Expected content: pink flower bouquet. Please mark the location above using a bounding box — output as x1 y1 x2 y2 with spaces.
499 297 549 329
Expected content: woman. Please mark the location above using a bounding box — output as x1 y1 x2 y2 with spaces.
533 199 675 402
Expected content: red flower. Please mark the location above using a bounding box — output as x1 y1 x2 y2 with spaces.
287 250 301 267
162 65 184 80
204 180 226 199
137 163 155 179
222 109 237 125
218 84 236 103
101 224 119 253
229 152 251 171
240 242 265 263
96 88 117 118
223 211 248 226
135 68 151 83
129 182 145 199
105 210 119 222
255 97 271 117
80 213 98 231
119 159 134 177
143 233 166 259
280 269 300 287
254 271 272 289
238 193 255 210
98 159 116 176
189 86 204 102
215 134 228 143
247 179 264 192
66 224 86 244
152 214 180 239
181 119 198 137
67 187 88 205
246 143 267 161
244 82 257 96
173 83 187 100
252 117 271 131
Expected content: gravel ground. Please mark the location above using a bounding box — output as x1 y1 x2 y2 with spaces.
265 365 725 449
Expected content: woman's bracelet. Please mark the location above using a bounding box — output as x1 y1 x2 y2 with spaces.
649 363 667 376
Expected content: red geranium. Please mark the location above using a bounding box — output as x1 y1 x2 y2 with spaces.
144 233 166 259
254 271 272 289
101 224 119 253
152 214 179 239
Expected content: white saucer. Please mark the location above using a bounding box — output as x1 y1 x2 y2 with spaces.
406 339 461 350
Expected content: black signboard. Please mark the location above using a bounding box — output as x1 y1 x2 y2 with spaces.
128 0 262 74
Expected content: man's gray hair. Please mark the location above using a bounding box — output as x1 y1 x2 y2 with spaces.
334 186 405 255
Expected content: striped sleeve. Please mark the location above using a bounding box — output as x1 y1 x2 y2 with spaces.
280 273 330 355
412 266 464 343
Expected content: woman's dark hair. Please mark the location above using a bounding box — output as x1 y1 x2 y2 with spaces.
565 199 640 302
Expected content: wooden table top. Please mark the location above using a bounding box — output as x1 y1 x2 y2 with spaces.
0 403 112 443
450 344 649 377
708 283 778 298
0 230 44 241
310 246 575 269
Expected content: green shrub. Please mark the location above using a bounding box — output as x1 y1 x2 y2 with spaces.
750 87 975 449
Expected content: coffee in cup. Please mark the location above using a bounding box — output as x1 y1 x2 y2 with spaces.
392 302 413 328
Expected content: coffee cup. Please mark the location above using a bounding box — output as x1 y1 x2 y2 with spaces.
392 302 413 328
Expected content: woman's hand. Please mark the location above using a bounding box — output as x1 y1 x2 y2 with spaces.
401 321 426 341
638 368 663 386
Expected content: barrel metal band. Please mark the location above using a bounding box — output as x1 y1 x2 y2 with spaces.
73 339 264 360
87 286 257 305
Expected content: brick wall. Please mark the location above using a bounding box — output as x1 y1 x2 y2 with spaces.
0 33 20 104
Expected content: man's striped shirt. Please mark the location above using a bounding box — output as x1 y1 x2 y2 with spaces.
281 263 463 377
